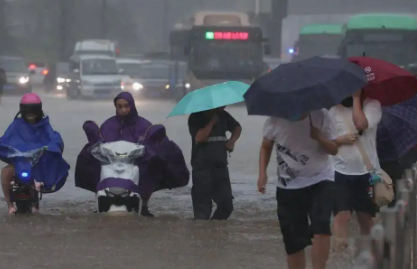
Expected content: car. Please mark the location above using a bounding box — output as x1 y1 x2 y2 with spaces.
0 55 32 94
43 62 71 93
27 62 48 85
116 58 151 96
66 55 124 100
117 60 172 99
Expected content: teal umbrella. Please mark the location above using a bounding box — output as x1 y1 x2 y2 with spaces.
167 81 249 118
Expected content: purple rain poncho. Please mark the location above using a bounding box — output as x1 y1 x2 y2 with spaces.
74 92 189 200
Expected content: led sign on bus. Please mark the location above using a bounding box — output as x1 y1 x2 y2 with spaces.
205 31 249 40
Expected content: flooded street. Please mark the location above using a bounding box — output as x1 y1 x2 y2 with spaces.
0 93 358 269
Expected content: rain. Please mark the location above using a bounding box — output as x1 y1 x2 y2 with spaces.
0 0 416 268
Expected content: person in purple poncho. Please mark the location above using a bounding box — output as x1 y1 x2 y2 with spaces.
102 92 155 216
100 93 152 144
75 92 190 217
79 92 154 216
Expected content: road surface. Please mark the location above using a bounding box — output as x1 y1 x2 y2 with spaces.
0 93 358 269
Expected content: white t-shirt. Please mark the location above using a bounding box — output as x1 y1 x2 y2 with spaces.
329 98 382 176
263 109 337 189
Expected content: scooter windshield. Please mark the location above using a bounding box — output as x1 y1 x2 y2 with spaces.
6 147 46 165
3 147 46 182
90 141 145 165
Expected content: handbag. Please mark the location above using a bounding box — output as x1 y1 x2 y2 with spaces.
341 112 394 207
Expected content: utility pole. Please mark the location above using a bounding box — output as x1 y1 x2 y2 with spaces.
162 0 169 51
254 0 260 19
59 0 67 61
101 0 107 38
270 0 288 57
0 0 7 54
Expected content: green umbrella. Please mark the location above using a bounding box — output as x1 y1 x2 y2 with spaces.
167 81 250 118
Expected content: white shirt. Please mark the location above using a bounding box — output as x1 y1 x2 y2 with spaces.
329 98 382 176
263 109 337 189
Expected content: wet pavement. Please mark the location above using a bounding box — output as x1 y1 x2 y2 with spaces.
0 93 359 269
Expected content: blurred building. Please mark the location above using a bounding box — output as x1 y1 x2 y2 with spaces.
1 0 416 62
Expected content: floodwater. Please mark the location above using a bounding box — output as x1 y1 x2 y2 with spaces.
0 92 359 269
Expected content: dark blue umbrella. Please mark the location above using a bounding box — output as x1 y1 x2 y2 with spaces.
244 56 368 118
377 95 417 161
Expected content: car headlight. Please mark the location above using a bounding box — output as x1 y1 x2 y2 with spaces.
19 77 29 84
185 83 191 89
66 78 71 82
56 77 66 83
132 82 143 91
165 84 170 90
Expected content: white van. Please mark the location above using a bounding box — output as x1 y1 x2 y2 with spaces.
72 39 119 58
66 55 124 99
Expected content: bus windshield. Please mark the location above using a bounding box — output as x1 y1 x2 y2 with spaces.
344 31 417 66
347 42 417 66
343 14 417 66
190 42 263 74
295 35 343 60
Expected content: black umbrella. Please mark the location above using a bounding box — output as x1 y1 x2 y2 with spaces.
244 56 368 118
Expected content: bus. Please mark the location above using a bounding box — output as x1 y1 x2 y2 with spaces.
290 24 343 61
169 12 270 98
338 13 417 67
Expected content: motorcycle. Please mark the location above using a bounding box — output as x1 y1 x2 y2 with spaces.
9 147 46 214
90 141 145 213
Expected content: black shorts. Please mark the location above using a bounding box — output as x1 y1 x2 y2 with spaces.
332 172 379 216
276 180 334 255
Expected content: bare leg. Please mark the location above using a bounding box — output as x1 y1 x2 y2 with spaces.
332 211 351 252
32 205 40 214
1 165 15 214
32 183 41 213
356 212 374 236
287 249 306 269
311 234 331 269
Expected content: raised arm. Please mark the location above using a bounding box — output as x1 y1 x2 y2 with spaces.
352 90 382 131
188 112 217 144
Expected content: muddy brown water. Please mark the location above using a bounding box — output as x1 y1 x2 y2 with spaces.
0 198 360 269
0 95 360 269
